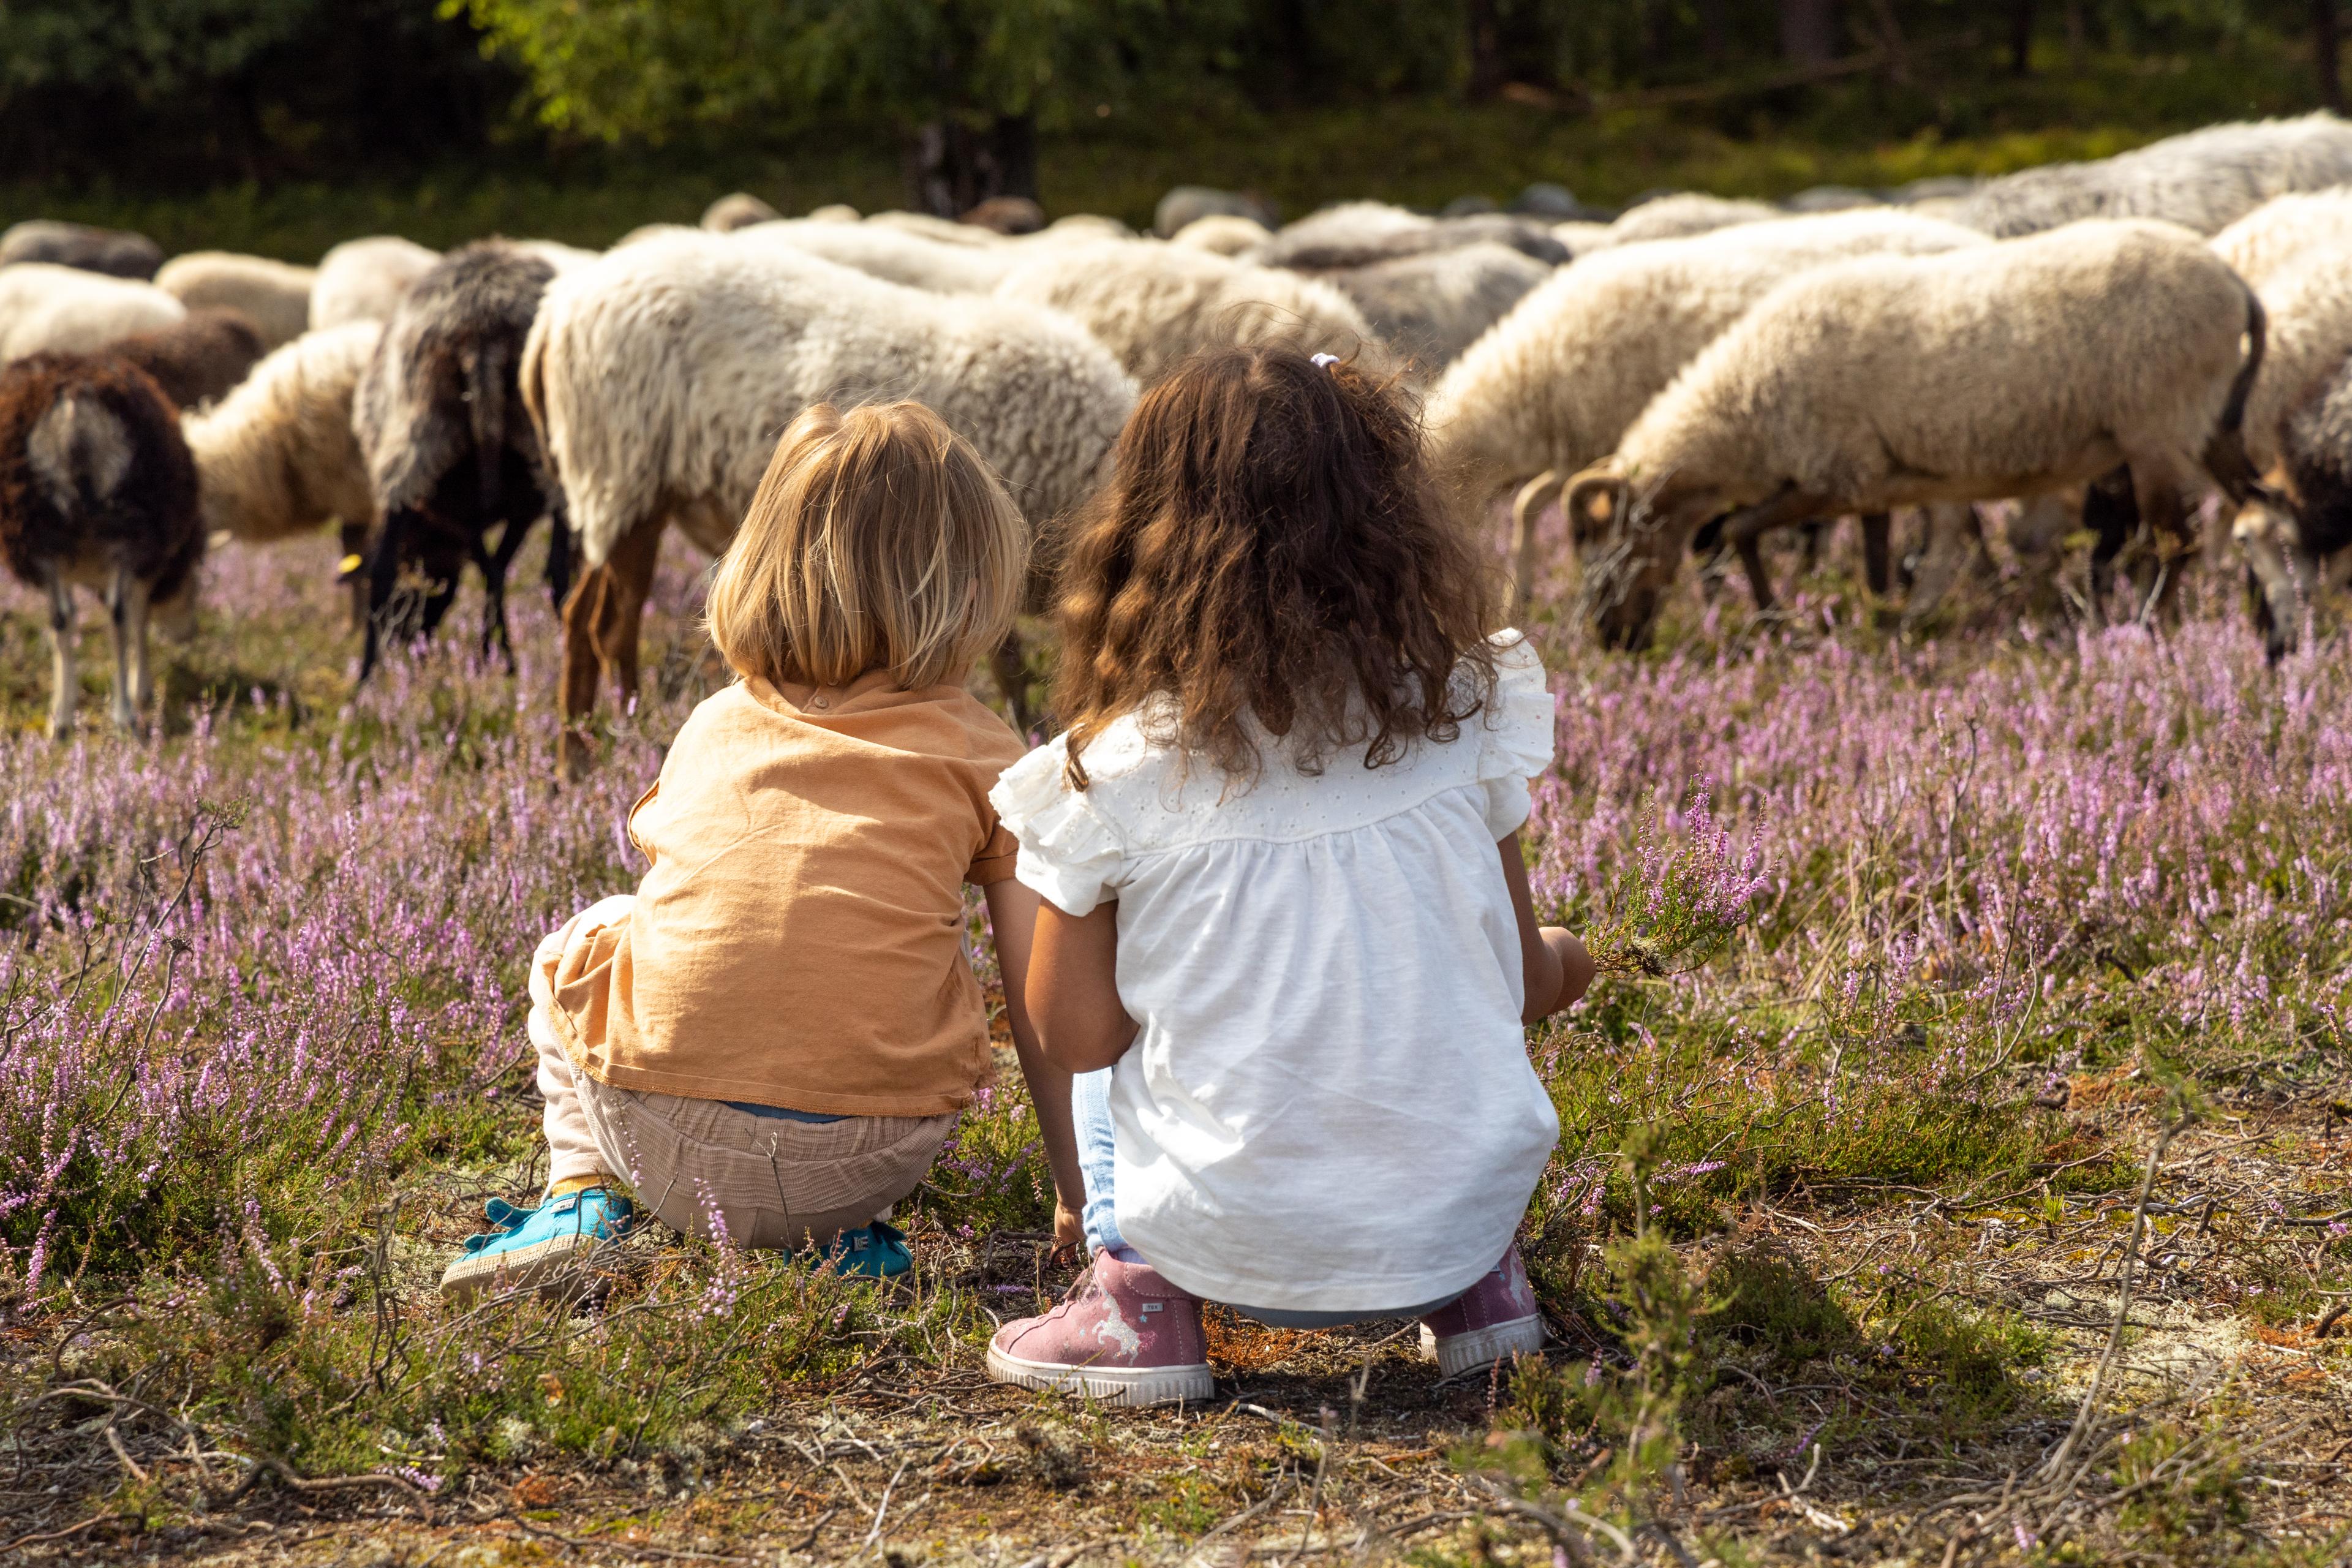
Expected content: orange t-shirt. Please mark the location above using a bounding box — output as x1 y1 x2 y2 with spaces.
544 671 1028 1115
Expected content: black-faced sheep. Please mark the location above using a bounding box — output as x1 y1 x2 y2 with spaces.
0 266 186 360
1423 207 1988 612
1567 221 2267 649
990 239 1396 385
351 241 580 679
309 237 441 330
0 221 165 281
520 232 1138 771
152 252 317 351
1950 113 2352 238
0 353 202 736
111 309 266 410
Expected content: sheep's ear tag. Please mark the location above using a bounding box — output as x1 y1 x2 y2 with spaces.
337 554 364 581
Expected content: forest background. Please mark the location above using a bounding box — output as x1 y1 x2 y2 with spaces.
9 1 2352 254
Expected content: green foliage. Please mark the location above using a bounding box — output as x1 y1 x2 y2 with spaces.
450 0 1249 141
0 0 320 97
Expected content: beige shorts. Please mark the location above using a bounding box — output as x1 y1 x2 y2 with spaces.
575 1075 956 1252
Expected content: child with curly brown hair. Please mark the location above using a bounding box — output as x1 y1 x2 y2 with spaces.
984 346 1592 1406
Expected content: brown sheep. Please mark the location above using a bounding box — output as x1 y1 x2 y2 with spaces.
0 353 202 736
111 309 266 409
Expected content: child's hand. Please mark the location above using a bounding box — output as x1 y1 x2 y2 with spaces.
1051 1199 1085 1264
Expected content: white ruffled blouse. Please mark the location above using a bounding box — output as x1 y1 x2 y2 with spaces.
990 631 1562 1312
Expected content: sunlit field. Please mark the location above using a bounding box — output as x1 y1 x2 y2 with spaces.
2 515 2345 1565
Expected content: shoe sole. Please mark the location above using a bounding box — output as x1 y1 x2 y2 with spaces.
1420 1314 1545 1378
440 1234 614 1305
985 1342 1215 1408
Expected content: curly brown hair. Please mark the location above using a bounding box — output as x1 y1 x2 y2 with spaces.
1052 345 1499 788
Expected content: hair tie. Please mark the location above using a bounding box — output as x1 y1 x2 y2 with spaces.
1311 352 1340 370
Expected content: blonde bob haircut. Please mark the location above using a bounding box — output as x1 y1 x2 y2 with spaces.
706 401 1028 692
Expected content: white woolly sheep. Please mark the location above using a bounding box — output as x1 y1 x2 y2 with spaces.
865 210 1007 247
1302 242 1551 375
1264 201 1430 254
0 265 186 361
153 252 317 351
1550 220 1615 257
183 318 382 636
1424 207 1988 610
1252 213 1566 270
1598 193 1779 247
992 239 1395 385
732 219 1021 293
2209 187 2352 287
309 236 441 330
1172 214 1273 255
1950 113 2352 237
1041 214 1136 241
1567 221 2266 648
521 232 1139 769
702 193 782 231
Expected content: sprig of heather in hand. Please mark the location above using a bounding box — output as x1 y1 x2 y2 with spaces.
1584 778 1769 978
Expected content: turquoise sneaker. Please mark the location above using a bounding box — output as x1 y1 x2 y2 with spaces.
440 1188 635 1303
821 1221 913 1279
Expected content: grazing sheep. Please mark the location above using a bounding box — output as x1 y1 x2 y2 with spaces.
1566 221 2267 649
733 219 1019 293
1041 214 1136 241
963 196 1046 234
1599 193 1779 247
0 265 186 361
2210 249 2352 654
992 239 1395 385
1252 213 1568 270
183 322 382 632
111 309 266 409
1172 214 1273 255
1302 243 1551 375
701 192 783 231
0 221 165 281
1155 186 1281 236
309 236 441 330
521 233 1138 769
351 242 579 679
866 210 1007 247
1424 208 1988 611
0 353 202 736
2210 187 2352 287
1949 113 2352 237
152 252 316 351
1265 201 1431 255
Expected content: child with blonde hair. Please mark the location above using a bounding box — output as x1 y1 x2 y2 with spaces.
986 347 1591 1405
443 401 1081 1299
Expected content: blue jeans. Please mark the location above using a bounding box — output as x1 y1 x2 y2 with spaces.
1072 1068 1457 1329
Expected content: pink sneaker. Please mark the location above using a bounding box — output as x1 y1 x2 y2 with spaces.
986 1253 1216 1407
1419 1243 1545 1376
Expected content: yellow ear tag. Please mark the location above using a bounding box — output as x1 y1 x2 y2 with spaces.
337 554 364 578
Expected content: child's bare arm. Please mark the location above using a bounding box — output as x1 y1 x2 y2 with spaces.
1027 900 1139 1074
983 878 1084 1254
1499 832 1591 1022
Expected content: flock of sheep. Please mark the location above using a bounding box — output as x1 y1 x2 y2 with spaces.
6 112 2352 756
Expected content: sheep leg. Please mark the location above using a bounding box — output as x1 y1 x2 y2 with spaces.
558 565 607 781
1900 503 1978 631
1860 513 1893 597
2128 459 2197 624
1796 519 1825 576
477 521 529 672
1507 470 1563 620
45 568 77 742
1720 487 1825 612
543 503 575 614
2233 502 2304 661
102 566 146 734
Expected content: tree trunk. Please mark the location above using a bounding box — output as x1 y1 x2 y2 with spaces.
1466 0 1503 101
2320 0 2344 111
1779 0 1839 67
2066 1 2087 73
2010 1 2035 75
905 111 1039 217
1695 0 1728 61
